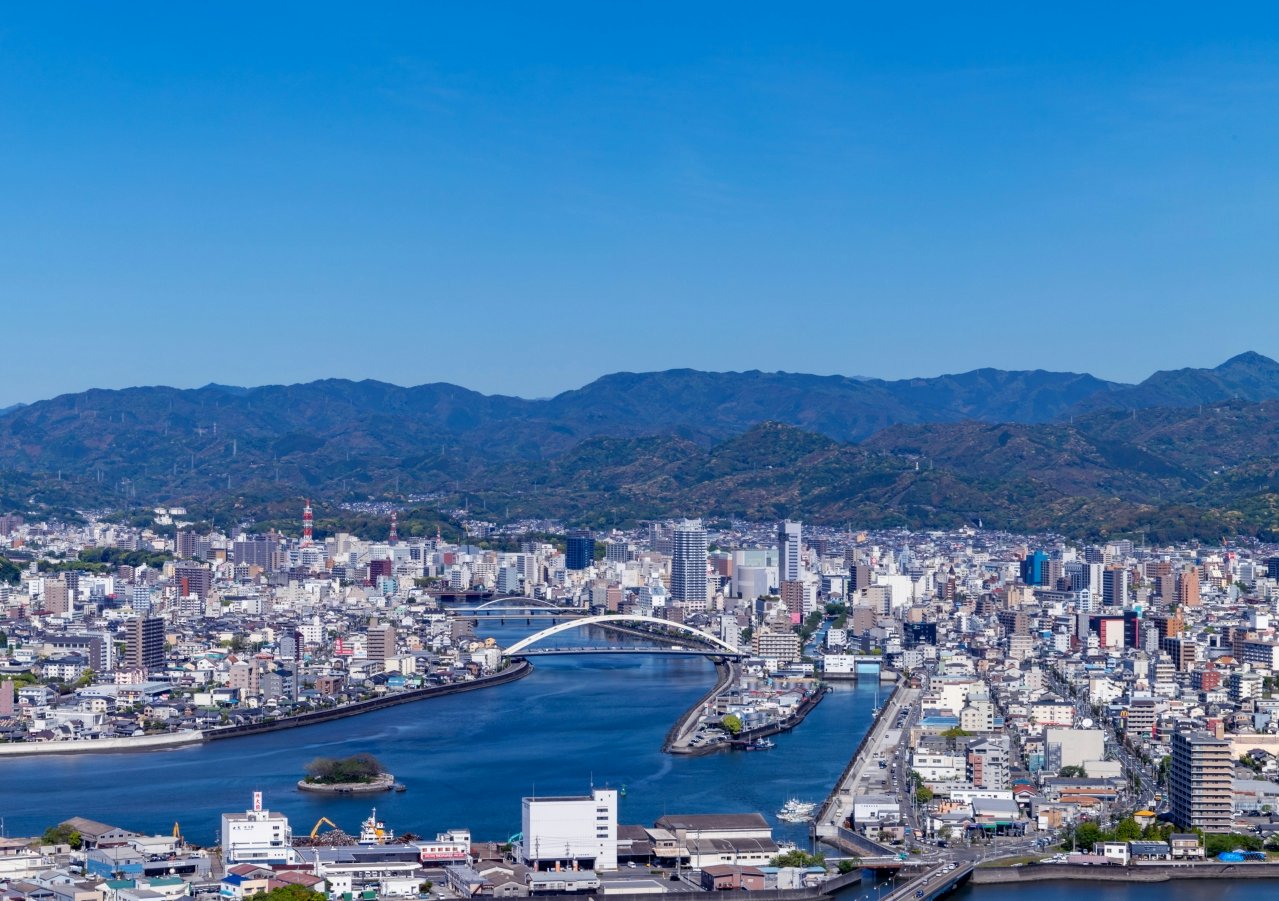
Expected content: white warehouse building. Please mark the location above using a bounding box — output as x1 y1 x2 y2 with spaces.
521 788 617 872
220 792 297 866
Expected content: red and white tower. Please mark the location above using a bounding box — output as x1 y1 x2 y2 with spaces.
388 511 399 545
302 499 314 546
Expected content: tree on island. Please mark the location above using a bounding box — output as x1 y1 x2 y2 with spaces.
303 753 386 785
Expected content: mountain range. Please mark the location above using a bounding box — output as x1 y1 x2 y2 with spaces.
2 352 1279 541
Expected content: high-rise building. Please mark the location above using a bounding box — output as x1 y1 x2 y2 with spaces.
1169 730 1232 833
566 530 595 571
780 580 805 624
669 519 708 604
234 534 280 570
367 623 396 663
849 562 872 593
124 616 165 671
1176 566 1201 607
43 580 71 615
1102 566 1128 606
174 562 212 601
777 520 802 584
1020 550 1050 586
1267 557 1279 581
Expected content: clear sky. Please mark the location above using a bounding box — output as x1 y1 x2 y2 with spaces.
2 4 1278 406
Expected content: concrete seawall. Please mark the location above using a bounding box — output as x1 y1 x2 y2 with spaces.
0 729 204 757
0 663 533 756
972 862 1279 884
205 660 533 741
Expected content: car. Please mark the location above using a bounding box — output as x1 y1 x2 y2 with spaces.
627 862 637 869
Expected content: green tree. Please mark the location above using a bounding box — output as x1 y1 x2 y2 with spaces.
1072 821 1103 851
721 714 743 736
1111 817 1142 842
771 850 825 868
1058 765 1087 778
254 886 325 901
41 824 82 849
836 859 860 874
915 784 934 804
303 753 385 785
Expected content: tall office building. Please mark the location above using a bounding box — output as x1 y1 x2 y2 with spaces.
1102 566 1128 607
1169 730 1232 833
124 616 165 671
1020 550 1050 586
777 520 802 584
670 519 708 604
565 530 595 571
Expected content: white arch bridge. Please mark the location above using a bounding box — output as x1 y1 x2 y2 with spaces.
501 614 744 658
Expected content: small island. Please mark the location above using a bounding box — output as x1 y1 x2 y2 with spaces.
297 753 399 794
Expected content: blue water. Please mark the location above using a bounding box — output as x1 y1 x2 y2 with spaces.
0 620 877 848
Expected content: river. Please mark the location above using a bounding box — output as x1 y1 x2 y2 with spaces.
0 618 877 847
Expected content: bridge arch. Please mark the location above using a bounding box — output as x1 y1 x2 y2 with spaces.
470 596 565 611
501 614 738 657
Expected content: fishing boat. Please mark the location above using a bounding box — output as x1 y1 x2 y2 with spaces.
776 798 817 822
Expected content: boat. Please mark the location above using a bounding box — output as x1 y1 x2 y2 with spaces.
776 798 817 822
750 737 775 750
358 808 389 845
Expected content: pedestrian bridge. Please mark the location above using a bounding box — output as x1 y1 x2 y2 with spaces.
501 614 741 658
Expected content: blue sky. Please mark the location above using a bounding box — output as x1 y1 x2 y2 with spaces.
2 4 1278 405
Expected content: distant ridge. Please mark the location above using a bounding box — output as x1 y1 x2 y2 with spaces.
1 353 1278 540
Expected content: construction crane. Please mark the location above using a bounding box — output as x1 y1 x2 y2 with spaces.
173 822 182 846
310 817 339 839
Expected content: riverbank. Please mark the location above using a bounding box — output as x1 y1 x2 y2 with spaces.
665 659 736 754
972 862 1279 884
205 660 533 741
0 662 533 757
0 729 204 757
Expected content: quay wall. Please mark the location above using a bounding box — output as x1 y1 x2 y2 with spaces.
972 862 1279 884
0 729 204 757
205 660 532 741
664 659 734 755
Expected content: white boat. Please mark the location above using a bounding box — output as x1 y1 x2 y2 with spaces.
776 798 817 822
358 808 389 845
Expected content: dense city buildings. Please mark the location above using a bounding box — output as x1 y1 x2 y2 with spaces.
6 500 1279 896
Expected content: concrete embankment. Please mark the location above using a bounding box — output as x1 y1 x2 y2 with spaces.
0 664 533 756
664 659 736 755
205 660 532 741
972 862 1279 884
297 772 398 794
0 729 204 757
815 683 911 843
